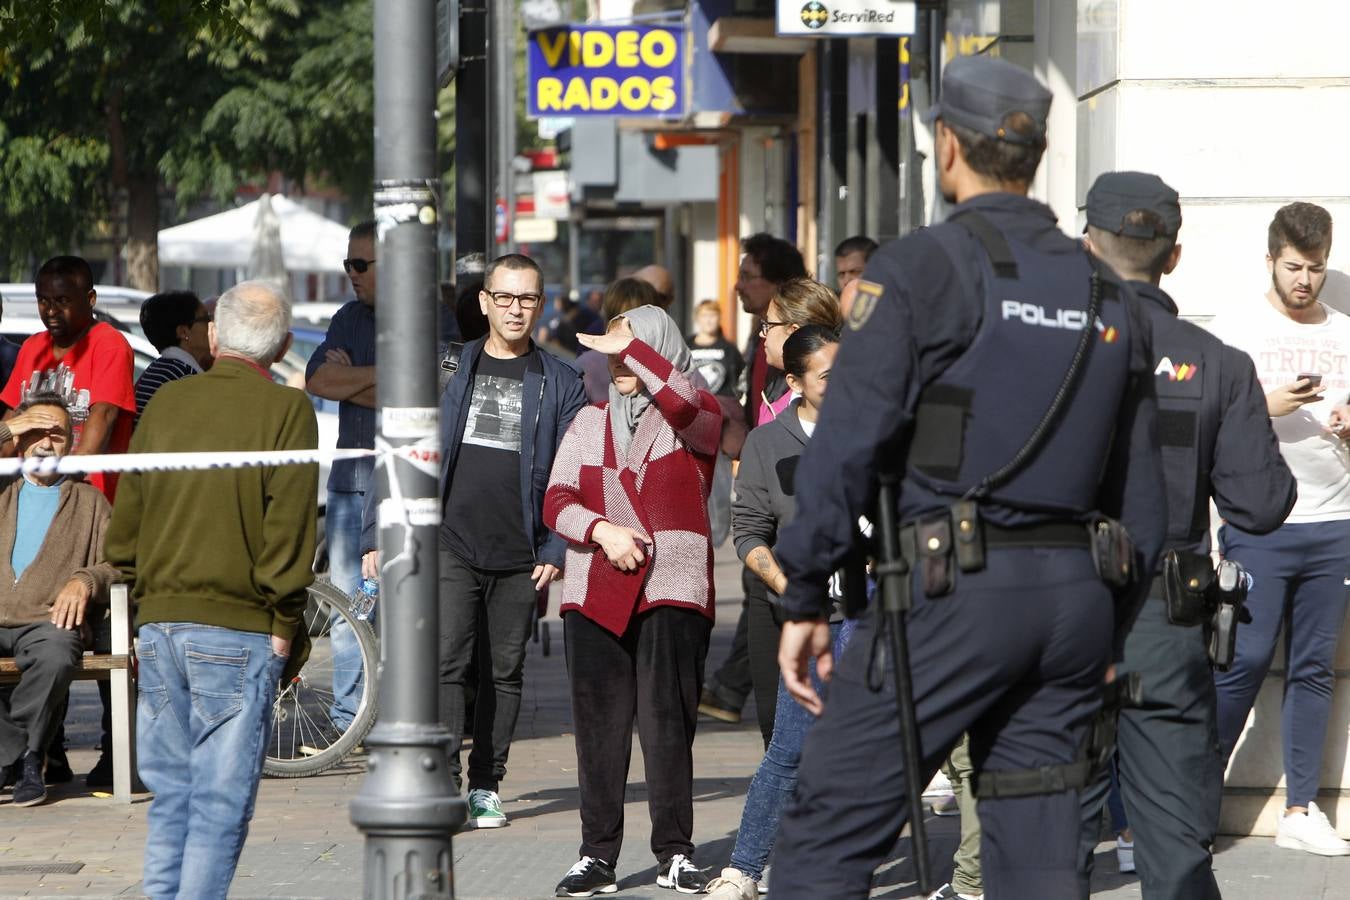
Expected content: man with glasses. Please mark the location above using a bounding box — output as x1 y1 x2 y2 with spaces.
306 221 378 736
363 252 586 831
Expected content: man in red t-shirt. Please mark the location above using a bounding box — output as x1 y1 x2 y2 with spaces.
0 256 135 502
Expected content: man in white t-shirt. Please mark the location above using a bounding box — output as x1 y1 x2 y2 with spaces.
1208 202 1350 857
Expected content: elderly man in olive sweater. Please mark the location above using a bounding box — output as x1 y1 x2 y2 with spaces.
106 280 317 900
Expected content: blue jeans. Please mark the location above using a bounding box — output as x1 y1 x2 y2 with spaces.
327 490 367 729
1214 520 1350 808
137 623 285 900
729 618 855 881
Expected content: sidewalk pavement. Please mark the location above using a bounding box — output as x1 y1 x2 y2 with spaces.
2 547 1347 898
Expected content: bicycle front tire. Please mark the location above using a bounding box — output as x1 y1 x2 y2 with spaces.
265 578 379 777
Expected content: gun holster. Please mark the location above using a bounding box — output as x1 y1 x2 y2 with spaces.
1161 549 1215 626
1088 516 1136 590
1207 559 1252 671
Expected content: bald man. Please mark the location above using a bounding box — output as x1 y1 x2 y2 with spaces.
633 265 673 309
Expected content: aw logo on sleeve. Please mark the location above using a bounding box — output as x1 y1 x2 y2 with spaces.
1154 357 1198 381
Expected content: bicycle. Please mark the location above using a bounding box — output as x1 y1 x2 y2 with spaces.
265 577 379 777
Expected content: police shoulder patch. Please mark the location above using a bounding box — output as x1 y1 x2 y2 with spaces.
848 279 884 331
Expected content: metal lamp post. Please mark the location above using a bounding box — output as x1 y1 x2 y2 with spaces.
350 0 465 896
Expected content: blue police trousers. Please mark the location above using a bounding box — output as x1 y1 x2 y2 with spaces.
1080 595 1222 900
771 547 1112 900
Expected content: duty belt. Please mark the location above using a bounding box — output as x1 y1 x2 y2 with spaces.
900 506 1090 600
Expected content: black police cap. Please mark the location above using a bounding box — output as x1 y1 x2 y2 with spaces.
927 55 1051 146
1086 172 1182 239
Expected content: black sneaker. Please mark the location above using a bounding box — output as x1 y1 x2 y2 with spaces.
86 752 114 788
12 751 47 807
656 854 708 893
555 856 617 897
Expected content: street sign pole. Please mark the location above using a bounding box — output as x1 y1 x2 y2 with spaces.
350 0 464 896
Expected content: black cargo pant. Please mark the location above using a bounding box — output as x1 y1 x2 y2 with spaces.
772 546 1113 900
564 606 711 868
1081 594 1222 900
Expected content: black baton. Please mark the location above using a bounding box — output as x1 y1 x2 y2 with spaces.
875 472 932 894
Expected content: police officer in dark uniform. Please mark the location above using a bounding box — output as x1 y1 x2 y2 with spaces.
767 56 1168 900
1079 172 1296 899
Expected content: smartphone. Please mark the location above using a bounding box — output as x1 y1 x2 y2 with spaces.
1298 373 1323 388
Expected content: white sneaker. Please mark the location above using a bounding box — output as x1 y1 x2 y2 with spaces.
924 771 953 797
1115 836 1135 873
1276 802 1350 856
704 867 756 900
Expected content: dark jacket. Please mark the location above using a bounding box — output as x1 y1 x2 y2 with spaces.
361 338 587 568
775 192 1167 620
1133 281 1296 555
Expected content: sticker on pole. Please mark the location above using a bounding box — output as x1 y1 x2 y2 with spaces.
398 436 442 477
379 497 441 528
382 407 438 438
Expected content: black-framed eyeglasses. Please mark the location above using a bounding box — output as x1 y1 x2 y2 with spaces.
343 257 376 274
193 314 212 324
759 319 789 337
486 291 543 310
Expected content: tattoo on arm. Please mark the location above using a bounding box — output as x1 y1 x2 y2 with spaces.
747 546 784 591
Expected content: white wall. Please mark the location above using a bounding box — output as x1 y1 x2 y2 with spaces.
1076 0 1350 318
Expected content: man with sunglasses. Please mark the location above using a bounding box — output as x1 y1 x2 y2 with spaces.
363 252 586 831
306 221 379 736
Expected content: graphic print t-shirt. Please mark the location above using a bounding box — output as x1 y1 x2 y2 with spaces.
441 349 537 571
1210 298 1350 522
0 323 135 501
687 335 744 396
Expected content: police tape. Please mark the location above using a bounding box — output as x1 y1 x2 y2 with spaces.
0 443 447 478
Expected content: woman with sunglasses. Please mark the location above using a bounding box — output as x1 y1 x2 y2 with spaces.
544 306 722 898
755 278 842 426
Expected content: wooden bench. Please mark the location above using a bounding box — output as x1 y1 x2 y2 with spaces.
0 583 137 802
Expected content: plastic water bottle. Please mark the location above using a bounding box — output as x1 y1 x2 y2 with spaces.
351 577 378 621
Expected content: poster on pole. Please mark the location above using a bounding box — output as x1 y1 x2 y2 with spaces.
527 24 685 118
777 0 917 36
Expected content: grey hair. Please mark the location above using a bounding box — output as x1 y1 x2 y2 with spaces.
215 280 292 364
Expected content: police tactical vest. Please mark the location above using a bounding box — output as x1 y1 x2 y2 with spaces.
1148 311 1215 551
904 211 1133 519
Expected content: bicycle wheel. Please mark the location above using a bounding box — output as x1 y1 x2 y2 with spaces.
265 578 379 777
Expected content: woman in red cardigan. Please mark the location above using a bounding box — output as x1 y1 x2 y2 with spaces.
545 305 723 898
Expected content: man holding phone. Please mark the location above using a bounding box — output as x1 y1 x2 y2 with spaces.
1208 202 1350 857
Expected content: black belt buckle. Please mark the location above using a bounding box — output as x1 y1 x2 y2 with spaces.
916 515 954 597
950 500 986 574
1161 549 1214 626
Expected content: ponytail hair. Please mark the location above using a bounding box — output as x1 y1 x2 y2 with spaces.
782 324 840 379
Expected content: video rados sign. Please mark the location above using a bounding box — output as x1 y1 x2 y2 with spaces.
527 24 685 118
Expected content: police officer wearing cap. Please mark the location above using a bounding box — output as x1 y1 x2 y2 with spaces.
1079 173 1295 899
767 56 1168 900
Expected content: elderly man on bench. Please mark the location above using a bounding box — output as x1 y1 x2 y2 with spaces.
0 390 116 806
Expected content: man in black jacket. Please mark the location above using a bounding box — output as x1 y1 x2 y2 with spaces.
1080 172 1296 899
363 253 586 830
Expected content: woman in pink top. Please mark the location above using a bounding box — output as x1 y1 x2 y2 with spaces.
755 279 842 426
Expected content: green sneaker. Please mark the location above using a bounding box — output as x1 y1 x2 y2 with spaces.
467 788 508 828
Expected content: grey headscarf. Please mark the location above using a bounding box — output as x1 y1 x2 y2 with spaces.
608 304 691 458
